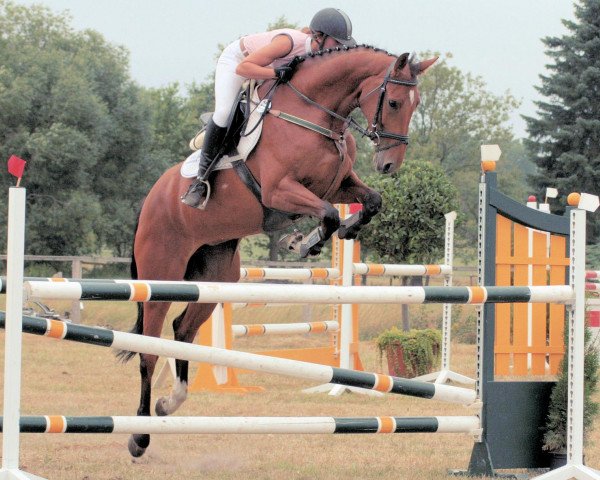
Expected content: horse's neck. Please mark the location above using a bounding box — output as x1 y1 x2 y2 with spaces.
298 51 388 116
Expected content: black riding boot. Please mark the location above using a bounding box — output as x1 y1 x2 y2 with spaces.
181 119 228 209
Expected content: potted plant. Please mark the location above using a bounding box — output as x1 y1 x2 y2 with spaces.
542 320 599 467
376 327 442 378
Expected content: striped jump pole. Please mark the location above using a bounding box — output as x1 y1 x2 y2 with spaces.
0 276 132 294
1 266 340 294
24 280 574 305
240 267 340 281
1 415 480 435
232 320 338 337
352 263 452 276
0 312 476 405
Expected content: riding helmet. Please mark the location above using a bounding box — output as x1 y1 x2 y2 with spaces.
310 8 356 47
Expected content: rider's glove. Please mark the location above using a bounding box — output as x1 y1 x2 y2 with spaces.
274 65 294 83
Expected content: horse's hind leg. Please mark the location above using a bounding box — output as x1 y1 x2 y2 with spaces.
153 240 241 417
154 303 216 416
128 302 172 457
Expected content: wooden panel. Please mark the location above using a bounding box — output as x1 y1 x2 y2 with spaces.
512 222 530 375
530 230 549 375
548 234 567 374
495 215 512 375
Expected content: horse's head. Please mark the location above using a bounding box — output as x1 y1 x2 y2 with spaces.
359 53 437 174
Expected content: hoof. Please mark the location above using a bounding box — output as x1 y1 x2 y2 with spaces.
128 435 148 458
278 230 303 253
300 244 322 258
155 397 169 416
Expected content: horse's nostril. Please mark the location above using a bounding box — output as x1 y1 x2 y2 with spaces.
382 163 392 174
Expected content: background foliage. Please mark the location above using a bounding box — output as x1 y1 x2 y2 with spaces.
1 1 596 267
359 161 458 264
524 0 600 244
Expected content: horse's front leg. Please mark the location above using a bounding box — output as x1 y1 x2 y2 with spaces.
296 202 339 257
263 176 340 257
330 171 382 239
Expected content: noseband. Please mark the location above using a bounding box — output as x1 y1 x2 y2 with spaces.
363 59 418 152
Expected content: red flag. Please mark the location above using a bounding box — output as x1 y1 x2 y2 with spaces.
349 203 363 214
7 155 26 179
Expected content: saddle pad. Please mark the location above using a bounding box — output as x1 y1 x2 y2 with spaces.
180 92 267 178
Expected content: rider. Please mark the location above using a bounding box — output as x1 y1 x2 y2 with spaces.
181 8 357 209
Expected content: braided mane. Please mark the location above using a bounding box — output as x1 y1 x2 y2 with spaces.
294 44 394 62
291 44 419 77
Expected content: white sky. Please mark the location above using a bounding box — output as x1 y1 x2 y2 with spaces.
16 0 576 138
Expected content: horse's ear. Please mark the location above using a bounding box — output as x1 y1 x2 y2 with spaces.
394 52 410 72
416 56 438 75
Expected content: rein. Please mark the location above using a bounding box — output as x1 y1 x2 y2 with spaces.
273 58 417 152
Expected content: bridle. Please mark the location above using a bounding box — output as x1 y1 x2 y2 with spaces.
282 57 418 153
362 59 418 152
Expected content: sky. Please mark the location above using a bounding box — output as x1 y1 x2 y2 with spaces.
16 0 577 139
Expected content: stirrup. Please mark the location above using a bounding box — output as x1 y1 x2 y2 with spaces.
181 179 211 210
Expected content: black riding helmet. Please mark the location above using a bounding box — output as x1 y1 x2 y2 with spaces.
309 8 356 47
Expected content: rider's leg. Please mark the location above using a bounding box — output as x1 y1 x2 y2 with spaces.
181 119 228 208
181 40 245 209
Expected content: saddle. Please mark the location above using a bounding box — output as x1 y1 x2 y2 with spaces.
181 83 301 232
181 82 267 176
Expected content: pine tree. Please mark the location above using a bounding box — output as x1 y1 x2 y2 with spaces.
524 0 600 242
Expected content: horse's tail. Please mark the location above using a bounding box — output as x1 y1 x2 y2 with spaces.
116 199 145 363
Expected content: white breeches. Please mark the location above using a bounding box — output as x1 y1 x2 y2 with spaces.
213 41 246 127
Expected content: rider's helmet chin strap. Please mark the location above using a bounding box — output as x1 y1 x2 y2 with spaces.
310 31 328 52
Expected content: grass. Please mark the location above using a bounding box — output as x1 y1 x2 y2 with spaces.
0 298 598 479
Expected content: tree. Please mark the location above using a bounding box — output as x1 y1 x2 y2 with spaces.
358 161 458 330
0 1 157 256
350 53 527 256
359 161 458 264
524 0 600 243
406 53 519 167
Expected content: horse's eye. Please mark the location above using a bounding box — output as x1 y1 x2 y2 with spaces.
388 99 399 109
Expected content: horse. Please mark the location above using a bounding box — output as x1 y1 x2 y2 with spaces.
120 45 437 457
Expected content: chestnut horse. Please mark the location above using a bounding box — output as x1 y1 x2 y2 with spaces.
122 46 437 457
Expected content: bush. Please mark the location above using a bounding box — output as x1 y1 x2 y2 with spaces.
360 161 458 264
542 322 599 452
376 327 442 377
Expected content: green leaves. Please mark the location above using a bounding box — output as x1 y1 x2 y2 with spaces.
359 161 458 264
0 1 153 256
525 0 600 244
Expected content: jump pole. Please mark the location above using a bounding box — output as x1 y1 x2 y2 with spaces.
0 415 480 435
0 312 477 405
24 281 573 305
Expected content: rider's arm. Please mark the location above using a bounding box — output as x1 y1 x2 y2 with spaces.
235 34 294 80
